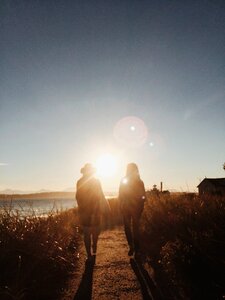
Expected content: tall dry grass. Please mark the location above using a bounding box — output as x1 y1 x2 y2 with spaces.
140 193 225 299
2 194 224 299
0 207 80 300
0 197 122 300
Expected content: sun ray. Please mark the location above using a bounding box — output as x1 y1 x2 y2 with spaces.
95 153 118 178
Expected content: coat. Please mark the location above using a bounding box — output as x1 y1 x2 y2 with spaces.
119 176 146 217
76 176 109 226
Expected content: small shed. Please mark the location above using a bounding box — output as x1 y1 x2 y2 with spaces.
197 178 225 196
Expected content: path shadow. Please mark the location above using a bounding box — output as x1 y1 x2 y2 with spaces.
73 256 95 300
130 258 163 300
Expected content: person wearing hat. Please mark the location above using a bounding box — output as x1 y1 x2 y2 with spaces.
119 163 146 259
76 163 109 261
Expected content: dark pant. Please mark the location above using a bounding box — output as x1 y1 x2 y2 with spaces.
123 212 141 252
83 225 100 257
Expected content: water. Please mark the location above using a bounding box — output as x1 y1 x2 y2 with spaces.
0 198 76 216
0 196 115 216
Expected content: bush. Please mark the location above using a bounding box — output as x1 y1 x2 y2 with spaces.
140 193 225 299
0 207 80 300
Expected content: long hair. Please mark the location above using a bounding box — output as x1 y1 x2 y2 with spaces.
126 163 140 179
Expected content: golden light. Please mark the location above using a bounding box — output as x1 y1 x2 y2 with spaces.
95 153 118 178
122 177 128 184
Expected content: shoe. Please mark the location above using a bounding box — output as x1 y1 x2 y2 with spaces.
134 252 142 261
92 245 97 255
85 254 93 263
87 253 92 260
128 247 134 256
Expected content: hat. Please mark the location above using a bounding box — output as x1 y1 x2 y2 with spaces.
80 163 96 175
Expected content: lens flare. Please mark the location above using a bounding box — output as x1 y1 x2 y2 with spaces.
114 116 148 148
122 178 128 184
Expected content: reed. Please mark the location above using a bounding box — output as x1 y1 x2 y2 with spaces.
0 206 80 300
140 193 225 299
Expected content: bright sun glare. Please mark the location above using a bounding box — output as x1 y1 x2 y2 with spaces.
95 153 117 178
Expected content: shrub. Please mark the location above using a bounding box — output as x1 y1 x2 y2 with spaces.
140 193 225 299
0 207 80 300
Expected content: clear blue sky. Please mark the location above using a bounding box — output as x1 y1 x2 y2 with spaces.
1 0 225 192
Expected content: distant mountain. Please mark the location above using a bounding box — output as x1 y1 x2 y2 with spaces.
0 191 75 200
0 188 62 195
37 189 52 193
0 189 32 195
0 188 52 195
63 187 75 192
0 188 116 197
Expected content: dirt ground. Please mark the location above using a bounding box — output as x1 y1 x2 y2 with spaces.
62 227 159 300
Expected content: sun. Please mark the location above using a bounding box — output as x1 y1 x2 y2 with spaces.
95 153 117 178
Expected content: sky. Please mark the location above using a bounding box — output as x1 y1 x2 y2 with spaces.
1 0 225 193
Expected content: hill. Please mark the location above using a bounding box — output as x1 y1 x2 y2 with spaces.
0 191 75 200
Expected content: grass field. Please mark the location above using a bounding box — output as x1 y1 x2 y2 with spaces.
1 194 224 299
141 193 225 299
0 207 80 300
0 197 122 300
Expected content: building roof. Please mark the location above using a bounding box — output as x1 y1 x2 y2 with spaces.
197 178 225 188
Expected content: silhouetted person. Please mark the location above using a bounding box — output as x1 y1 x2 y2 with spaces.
76 163 109 261
119 163 146 258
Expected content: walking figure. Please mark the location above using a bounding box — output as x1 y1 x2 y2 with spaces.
76 163 109 261
119 163 146 258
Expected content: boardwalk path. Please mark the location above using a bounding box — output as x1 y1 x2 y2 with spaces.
63 227 159 300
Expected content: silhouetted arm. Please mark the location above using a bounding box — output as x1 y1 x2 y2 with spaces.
96 179 111 215
141 180 146 200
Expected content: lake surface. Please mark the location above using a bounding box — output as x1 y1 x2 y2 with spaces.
0 198 76 216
